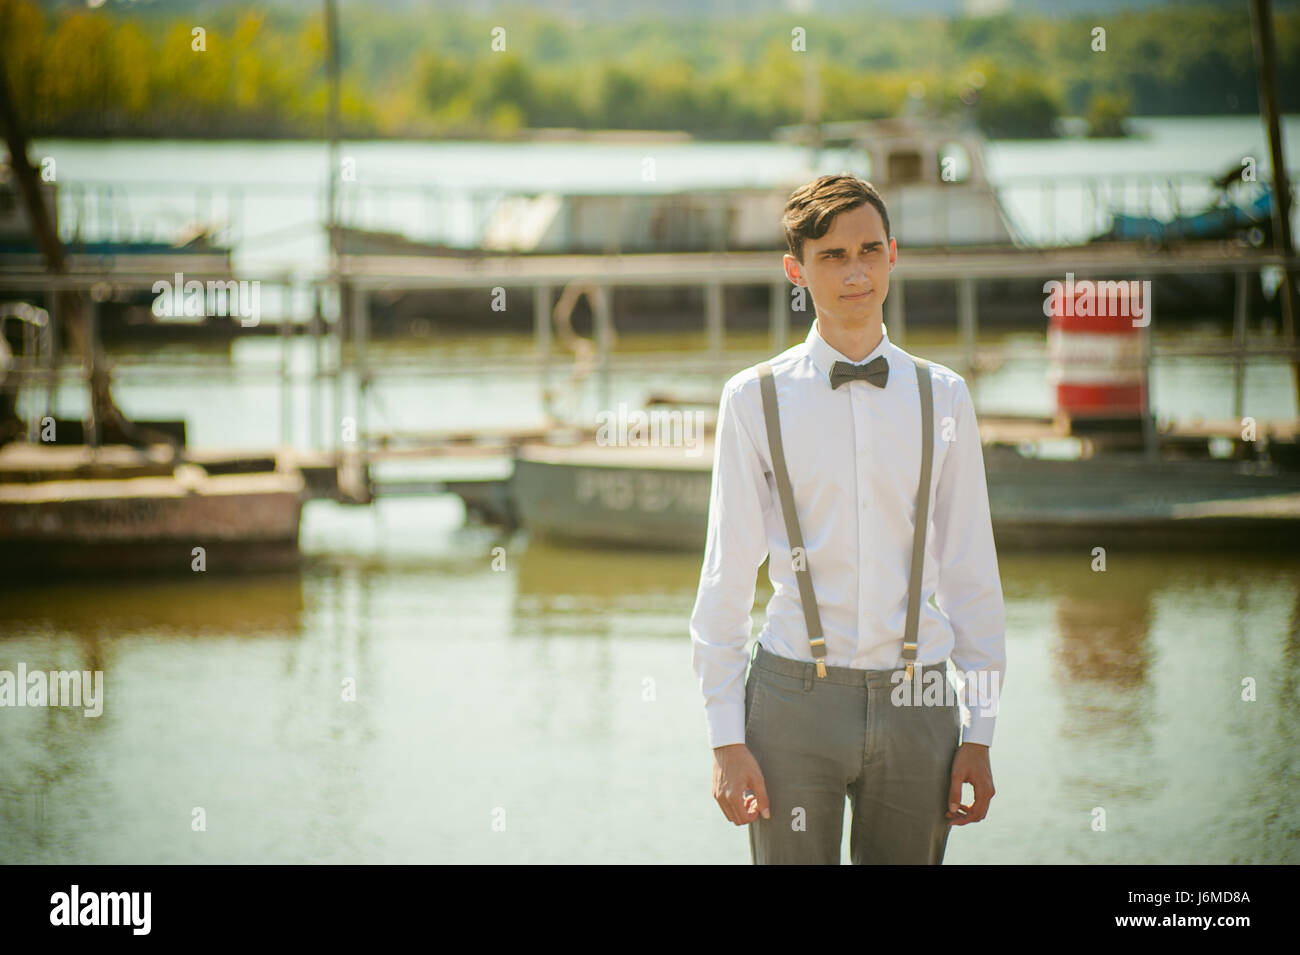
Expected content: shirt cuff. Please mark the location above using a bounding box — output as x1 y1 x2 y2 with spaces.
960 705 997 747
705 702 746 749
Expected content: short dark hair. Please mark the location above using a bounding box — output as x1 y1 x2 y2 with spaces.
782 173 891 263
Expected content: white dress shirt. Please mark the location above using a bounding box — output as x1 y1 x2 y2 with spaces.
689 319 1006 749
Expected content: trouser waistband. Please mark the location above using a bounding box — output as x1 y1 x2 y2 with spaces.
750 641 950 689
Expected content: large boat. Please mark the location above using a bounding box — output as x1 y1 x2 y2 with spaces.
0 159 304 574
478 118 1018 254
345 116 1276 335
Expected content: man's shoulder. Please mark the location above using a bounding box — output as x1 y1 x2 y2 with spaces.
890 344 968 400
721 341 807 401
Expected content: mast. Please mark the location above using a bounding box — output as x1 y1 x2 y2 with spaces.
325 0 342 278
1248 0 1298 412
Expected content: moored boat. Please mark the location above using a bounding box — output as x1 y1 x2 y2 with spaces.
508 435 1300 553
0 465 304 576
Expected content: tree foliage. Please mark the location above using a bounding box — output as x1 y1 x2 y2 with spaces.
0 0 1293 140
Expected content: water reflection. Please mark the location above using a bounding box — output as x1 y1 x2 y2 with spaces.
1 536 1296 862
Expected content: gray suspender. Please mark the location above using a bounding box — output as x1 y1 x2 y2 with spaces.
903 357 935 679
758 363 827 674
757 356 934 681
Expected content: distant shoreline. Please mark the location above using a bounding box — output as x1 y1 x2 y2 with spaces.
22 114 1300 146
5 3 1294 144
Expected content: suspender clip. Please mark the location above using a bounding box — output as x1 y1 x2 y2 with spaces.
904 661 914 681
815 659 826 678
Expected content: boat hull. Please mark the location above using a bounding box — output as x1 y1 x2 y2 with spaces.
511 442 1300 553
0 471 304 576
511 447 712 550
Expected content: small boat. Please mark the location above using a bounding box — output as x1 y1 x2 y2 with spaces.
511 441 712 550
1093 183 1273 245
980 444 1300 551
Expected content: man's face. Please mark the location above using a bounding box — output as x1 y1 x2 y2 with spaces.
783 202 896 326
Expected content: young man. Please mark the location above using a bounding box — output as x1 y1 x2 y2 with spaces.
689 173 1006 864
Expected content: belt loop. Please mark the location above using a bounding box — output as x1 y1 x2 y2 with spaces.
804 664 813 692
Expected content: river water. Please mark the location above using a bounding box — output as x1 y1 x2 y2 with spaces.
2 526 1297 863
2 118 1299 863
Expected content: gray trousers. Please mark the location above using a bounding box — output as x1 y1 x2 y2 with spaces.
744 642 961 865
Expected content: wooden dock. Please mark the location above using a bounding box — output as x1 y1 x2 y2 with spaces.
5 395 1297 563
2 408 1293 493
2 239 1296 569
333 243 1293 288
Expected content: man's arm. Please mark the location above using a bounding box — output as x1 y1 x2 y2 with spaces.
689 376 772 750
931 376 1007 748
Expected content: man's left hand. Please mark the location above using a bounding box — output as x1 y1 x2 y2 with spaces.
946 742 994 826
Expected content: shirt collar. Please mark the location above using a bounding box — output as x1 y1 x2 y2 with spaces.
805 319 892 379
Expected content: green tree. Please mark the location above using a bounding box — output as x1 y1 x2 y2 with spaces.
971 65 1062 138
1085 91 1130 138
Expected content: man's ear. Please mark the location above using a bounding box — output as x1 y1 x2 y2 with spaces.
783 253 804 286
888 236 897 270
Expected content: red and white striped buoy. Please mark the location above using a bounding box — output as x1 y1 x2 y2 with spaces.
1046 279 1147 421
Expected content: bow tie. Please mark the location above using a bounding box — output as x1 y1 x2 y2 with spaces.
829 355 889 390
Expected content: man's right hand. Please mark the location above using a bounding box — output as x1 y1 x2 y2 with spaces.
712 743 770 825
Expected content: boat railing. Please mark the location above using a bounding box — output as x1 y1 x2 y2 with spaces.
53 181 249 251
41 168 1298 257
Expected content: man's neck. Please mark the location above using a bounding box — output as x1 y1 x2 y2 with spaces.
816 315 884 363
